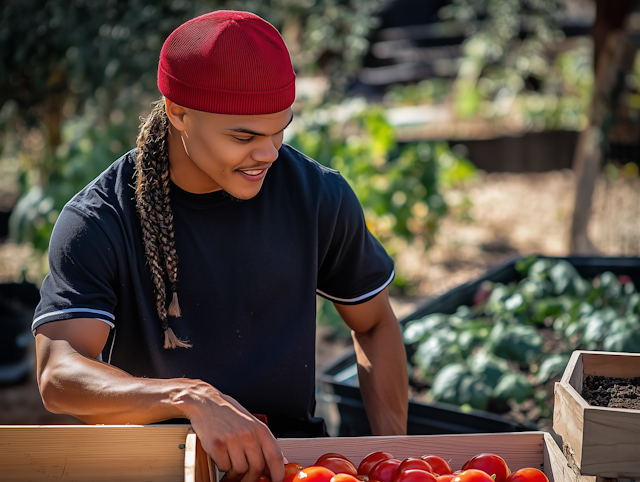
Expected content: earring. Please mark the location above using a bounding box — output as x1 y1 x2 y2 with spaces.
180 131 190 158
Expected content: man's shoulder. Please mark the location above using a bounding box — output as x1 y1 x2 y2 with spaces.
65 149 137 220
278 144 348 193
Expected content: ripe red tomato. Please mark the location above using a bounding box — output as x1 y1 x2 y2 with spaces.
291 467 337 482
317 453 352 464
259 477 270 482
393 470 438 482
461 454 510 482
505 469 549 482
452 469 495 482
285 463 305 479
315 458 358 476
420 457 452 476
358 452 396 476
369 459 402 482
436 476 455 482
398 458 435 475
331 475 362 482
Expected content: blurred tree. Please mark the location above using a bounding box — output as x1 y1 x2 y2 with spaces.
0 0 385 170
0 0 387 255
438 0 566 119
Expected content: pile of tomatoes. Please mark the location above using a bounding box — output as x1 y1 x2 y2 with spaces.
281 451 549 482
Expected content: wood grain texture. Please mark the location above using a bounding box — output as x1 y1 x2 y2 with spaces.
186 431 197 482
0 424 190 481
554 382 587 468
563 351 584 394
581 351 640 379
543 433 595 482
553 350 640 478
582 405 640 477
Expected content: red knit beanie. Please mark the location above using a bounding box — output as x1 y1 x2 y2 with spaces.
158 10 296 115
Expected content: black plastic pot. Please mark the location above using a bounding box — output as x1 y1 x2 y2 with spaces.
316 255 640 436
0 283 40 385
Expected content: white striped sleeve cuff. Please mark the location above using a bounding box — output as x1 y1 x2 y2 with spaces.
317 269 395 304
32 308 115 333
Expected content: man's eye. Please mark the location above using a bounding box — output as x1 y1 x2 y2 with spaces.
234 137 253 143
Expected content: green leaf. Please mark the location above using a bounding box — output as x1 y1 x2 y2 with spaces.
536 354 569 383
490 323 543 363
469 351 509 388
413 330 459 377
528 259 554 281
457 375 492 410
515 255 537 275
493 372 533 403
504 293 524 311
403 314 448 344
549 260 581 295
430 363 468 404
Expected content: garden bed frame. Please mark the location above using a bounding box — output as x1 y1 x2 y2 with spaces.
554 350 640 478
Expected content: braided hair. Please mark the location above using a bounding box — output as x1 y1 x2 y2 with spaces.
134 97 192 349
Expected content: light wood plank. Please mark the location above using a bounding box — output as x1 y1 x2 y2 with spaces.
0 425 190 481
582 352 640 379
581 405 640 477
554 382 587 468
543 432 595 482
563 351 584 394
186 431 197 482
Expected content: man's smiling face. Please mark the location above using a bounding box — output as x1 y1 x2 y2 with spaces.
165 100 293 199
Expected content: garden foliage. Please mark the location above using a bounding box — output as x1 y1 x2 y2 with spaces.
404 256 640 419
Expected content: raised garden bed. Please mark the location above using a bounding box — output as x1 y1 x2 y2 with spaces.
317 256 640 434
554 350 640 478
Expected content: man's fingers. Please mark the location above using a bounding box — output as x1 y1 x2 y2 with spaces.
240 439 266 482
226 440 250 479
207 441 233 474
260 429 285 482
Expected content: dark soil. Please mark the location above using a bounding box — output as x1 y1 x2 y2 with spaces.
583 375 640 410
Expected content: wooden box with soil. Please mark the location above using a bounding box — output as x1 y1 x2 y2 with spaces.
553 350 640 478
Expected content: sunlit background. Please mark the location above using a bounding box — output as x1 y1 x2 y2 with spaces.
2 0 640 435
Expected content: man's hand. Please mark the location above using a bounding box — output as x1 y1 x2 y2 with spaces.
333 287 408 435
180 383 284 482
35 319 284 482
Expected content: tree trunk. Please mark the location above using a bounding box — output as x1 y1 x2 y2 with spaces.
569 28 636 254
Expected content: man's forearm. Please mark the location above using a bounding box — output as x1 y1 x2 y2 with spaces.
352 316 408 435
36 335 205 424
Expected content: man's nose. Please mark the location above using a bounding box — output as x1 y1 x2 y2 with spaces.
251 139 279 163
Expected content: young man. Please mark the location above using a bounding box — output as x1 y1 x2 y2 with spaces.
33 10 407 482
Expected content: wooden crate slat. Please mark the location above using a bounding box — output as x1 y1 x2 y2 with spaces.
0 425 190 481
582 351 640 379
581 405 640 476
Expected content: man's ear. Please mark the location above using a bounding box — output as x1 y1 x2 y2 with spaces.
165 99 188 131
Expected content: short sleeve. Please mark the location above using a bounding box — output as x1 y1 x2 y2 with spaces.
32 205 119 332
316 175 394 305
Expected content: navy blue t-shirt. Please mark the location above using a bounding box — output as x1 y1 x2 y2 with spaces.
33 144 394 437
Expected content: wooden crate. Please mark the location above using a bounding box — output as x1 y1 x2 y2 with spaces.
0 425 191 481
193 432 591 482
554 350 640 478
0 425 589 482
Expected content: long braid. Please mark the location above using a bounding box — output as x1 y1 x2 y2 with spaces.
135 98 191 349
